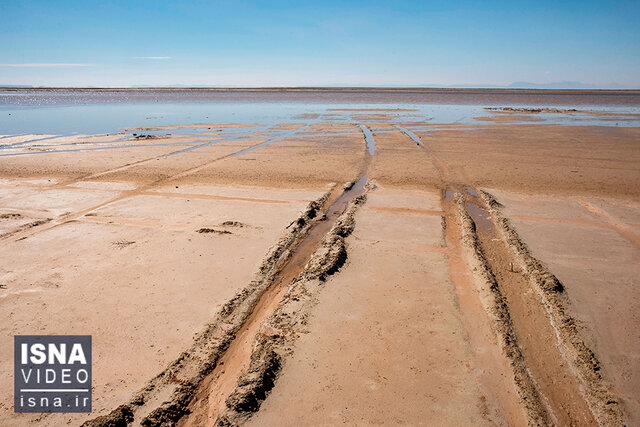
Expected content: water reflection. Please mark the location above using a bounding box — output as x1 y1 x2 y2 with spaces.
0 89 638 135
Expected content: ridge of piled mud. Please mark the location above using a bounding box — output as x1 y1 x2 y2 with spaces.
0 218 51 239
456 193 550 426
82 191 332 427
480 190 626 426
216 194 367 426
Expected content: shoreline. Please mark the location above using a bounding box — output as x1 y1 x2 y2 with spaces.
2 86 640 95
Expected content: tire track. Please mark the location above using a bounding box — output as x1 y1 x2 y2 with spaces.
82 190 335 427
81 122 373 426
577 200 640 251
461 191 598 425
177 177 369 426
396 125 625 425
0 125 315 243
171 125 375 426
482 191 626 425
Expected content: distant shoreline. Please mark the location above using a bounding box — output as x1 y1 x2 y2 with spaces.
1 87 639 94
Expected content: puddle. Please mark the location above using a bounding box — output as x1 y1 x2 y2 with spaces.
444 189 455 201
395 125 424 145
167 134 254 156
466 202 493 232
465 187 479 197
230 123 315 157
358 124 376 155
0 135 63 150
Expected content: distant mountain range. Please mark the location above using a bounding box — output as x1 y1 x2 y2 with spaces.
506 81 626 89
424 81 629 89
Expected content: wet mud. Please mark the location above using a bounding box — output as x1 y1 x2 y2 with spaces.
1 111 636 426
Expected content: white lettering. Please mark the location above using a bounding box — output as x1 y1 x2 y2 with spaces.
21 369 32 383
61 369 71 384
49 343 66 364
30 343 46 364
68 344 86 365
76 369 89 383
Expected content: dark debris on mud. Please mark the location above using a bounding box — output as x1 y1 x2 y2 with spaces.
131 134 170 140
196 227 232 235
220 221 247 228
485 107 580 114
112 239 135 248
0 218 51 239
0 213 22 219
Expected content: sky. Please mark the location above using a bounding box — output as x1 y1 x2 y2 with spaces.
0 0 639 88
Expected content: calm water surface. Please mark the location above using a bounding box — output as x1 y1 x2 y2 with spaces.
1 89 639 134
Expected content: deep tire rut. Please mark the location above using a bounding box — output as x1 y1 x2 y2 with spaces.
453 192 552 425
480 190 626 426
83 179 371 427
398 126 625 426
457 188 624 426
82 189 334 426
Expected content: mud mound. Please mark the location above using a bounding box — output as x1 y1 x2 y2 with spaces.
301 195 364 281
82 405 133 427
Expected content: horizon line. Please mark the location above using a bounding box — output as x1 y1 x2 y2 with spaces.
1 86 639 91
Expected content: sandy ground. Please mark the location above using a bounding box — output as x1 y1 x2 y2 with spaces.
0 114 638 425
0 178 325 425
417 124 640 199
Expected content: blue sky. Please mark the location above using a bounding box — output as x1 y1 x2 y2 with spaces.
1 0 638 87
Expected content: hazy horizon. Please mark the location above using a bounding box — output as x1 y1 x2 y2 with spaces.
2 82 638 90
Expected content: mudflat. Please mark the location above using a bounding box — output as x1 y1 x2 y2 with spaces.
0 101 638 425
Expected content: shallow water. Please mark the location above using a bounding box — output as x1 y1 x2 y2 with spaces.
395 125 424 145
466 202 493 232
358 124 377 155
1 89 639 135
465 187 479 197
